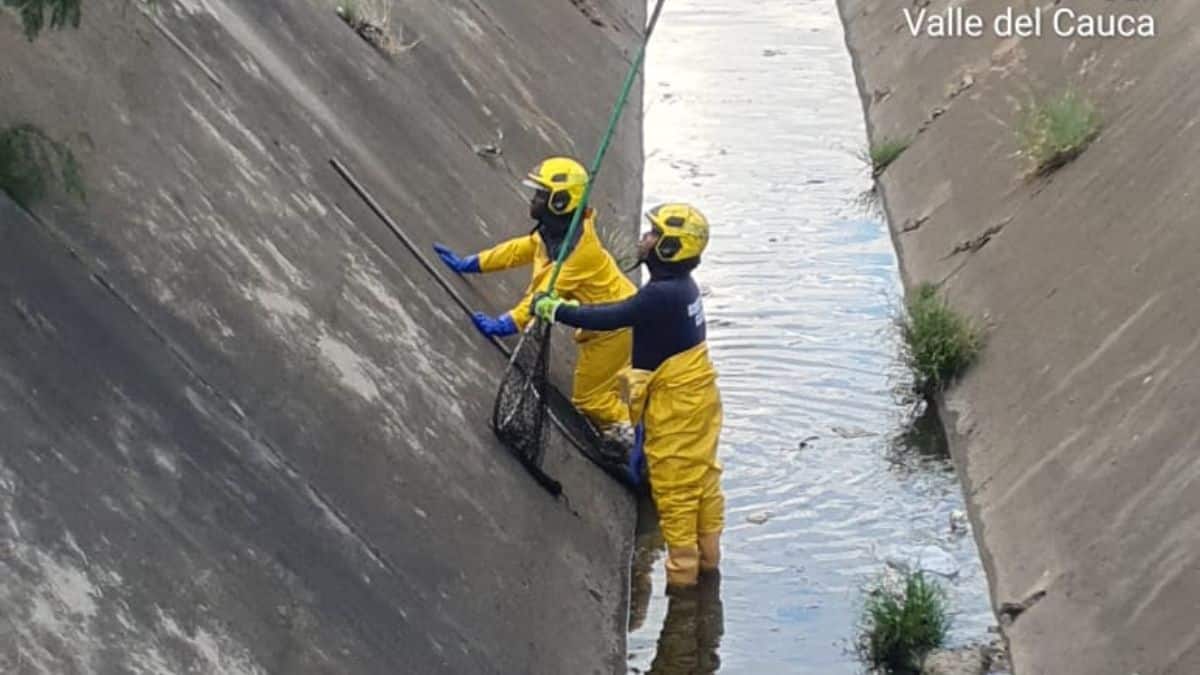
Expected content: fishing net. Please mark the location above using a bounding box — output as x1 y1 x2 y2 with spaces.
492 320 639 494
493 321 550 466
492 321 561 494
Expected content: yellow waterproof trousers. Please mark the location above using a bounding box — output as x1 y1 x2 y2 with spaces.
573 328 632 428
658 465 725 587
627 344 725 588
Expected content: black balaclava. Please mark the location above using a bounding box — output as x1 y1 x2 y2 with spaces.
643 248 700 279
530 189 577 258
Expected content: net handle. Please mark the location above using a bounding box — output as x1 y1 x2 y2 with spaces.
545 0 669 293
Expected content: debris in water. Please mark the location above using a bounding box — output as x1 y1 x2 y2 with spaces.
949 509 969 536
746 511 772 525
796 435 819 450
832 425 877 439
762 48 786 57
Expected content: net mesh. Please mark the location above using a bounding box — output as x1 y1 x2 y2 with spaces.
493 320 638 493
492 321 551 470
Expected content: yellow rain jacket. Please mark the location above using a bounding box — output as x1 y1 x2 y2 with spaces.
477 211 636 427
626 342 725 555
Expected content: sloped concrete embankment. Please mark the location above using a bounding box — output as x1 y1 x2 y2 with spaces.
0 0 643 672
838 1 1200 674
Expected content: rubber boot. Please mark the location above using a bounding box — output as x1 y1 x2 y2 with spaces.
665 545 700 588
698 532 721 573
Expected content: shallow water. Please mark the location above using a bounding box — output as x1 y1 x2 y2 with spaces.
628 1 995 672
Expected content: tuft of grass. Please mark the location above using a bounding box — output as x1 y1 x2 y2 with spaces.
335 0 413 56
335 0 362 26
862 137 910 175
0 124 85 209
1017 89 1101 175
901 283 980 395
859 571 950 674
3 0 82 40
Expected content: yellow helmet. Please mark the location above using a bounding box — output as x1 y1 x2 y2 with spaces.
646 203 709 263
523 156 589 215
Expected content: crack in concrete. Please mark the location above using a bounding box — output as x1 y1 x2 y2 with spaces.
148 12 225 91
998 588 1047 627
901 214 929 233
943 217 1012 259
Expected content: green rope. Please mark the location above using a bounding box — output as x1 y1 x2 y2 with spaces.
545 0 668 293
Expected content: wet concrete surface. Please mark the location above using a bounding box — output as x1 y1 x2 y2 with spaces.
627 1 994 673
0 0 644 672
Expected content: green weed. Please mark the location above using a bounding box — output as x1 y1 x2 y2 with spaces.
859 571 950 674
3 0 81 39
901 283 981 395
0 124 85 209
862 137 910 175
335 0 361 26
1017 89 1101 175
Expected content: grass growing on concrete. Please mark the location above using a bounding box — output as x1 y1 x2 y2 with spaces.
901 283 981 395
335 0 363 26
862 137 910 175
5 0 157 40
3 0 81 39
859 571 950 674
335 0 413 56
0 124 85 208
1017 89 1101 175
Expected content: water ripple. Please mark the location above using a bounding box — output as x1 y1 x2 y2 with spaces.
627 1 994 673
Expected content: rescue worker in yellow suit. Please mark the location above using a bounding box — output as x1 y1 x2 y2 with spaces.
534 203 724 587
431 156 637 444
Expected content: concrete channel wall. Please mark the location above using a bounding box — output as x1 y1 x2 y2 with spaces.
838 1 1200 673
0 1 643 672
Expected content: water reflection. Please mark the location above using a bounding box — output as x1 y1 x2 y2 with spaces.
629 512 725 675
631 1 996 671
629 528 663 635
647 572 724 674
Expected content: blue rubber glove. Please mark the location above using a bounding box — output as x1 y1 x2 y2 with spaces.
626 423 647 488
472 312 517 338
433 243 481 274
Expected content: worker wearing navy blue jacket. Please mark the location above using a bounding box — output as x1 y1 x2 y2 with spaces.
534 203 724 588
